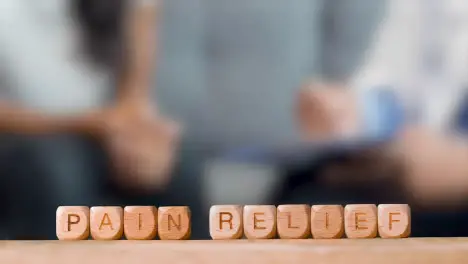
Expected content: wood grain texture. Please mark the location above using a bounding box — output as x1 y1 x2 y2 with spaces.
344 204 378 238
158 206 191 240
311 205 344 239
277 205 310 239
124 206 158 240
1 239 468 264
90 207 124 240
243 205 277 239
56 206 90 240
209 205 243 240
378 204 411 238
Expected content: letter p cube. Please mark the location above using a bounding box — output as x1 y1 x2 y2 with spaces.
56 206 90 240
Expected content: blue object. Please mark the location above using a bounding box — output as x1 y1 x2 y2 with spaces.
361 87 405 141
454 91 468 134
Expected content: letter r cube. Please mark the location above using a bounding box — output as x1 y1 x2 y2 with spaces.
209 205 243 239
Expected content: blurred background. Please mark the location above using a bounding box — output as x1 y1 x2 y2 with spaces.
1 0 468 239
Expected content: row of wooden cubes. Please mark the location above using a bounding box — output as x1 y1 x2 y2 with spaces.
211 204 410 239
56 204 410 240
57 206 191 240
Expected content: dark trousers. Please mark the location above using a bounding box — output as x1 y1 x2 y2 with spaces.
273 150 468 237
0 135 208 239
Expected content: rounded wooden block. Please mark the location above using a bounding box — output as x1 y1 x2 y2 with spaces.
56 206 90 240
243 205 276 239
124 206 158 240
90 207 124 240
209 205 243 240
344 204 377 239
277 205 310 239
311 205 344 239
158 206 191 240
378 204 411 238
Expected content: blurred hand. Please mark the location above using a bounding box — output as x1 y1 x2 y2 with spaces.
391 127 468 208
296 81 360 141
101 98 181 193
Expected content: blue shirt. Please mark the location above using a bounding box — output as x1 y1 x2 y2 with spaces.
361 87 468 140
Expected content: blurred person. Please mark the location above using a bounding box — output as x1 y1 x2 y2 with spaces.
0 0 183 239
296 0 468 234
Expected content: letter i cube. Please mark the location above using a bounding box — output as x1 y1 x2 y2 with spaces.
124 206 158 240
311 205 344 239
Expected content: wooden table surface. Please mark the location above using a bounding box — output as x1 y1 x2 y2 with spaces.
1 238 468 264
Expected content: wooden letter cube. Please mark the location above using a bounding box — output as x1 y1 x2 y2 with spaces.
311 205 344 239
158 206 191 240
344 204 377 238
90 207 123 240
243 205 276 239
277 204 310 239
209 205 243 239
56 206 89 240
378 204 411 238
124 206 158 240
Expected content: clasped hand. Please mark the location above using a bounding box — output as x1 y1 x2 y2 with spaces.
99 98 181 193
